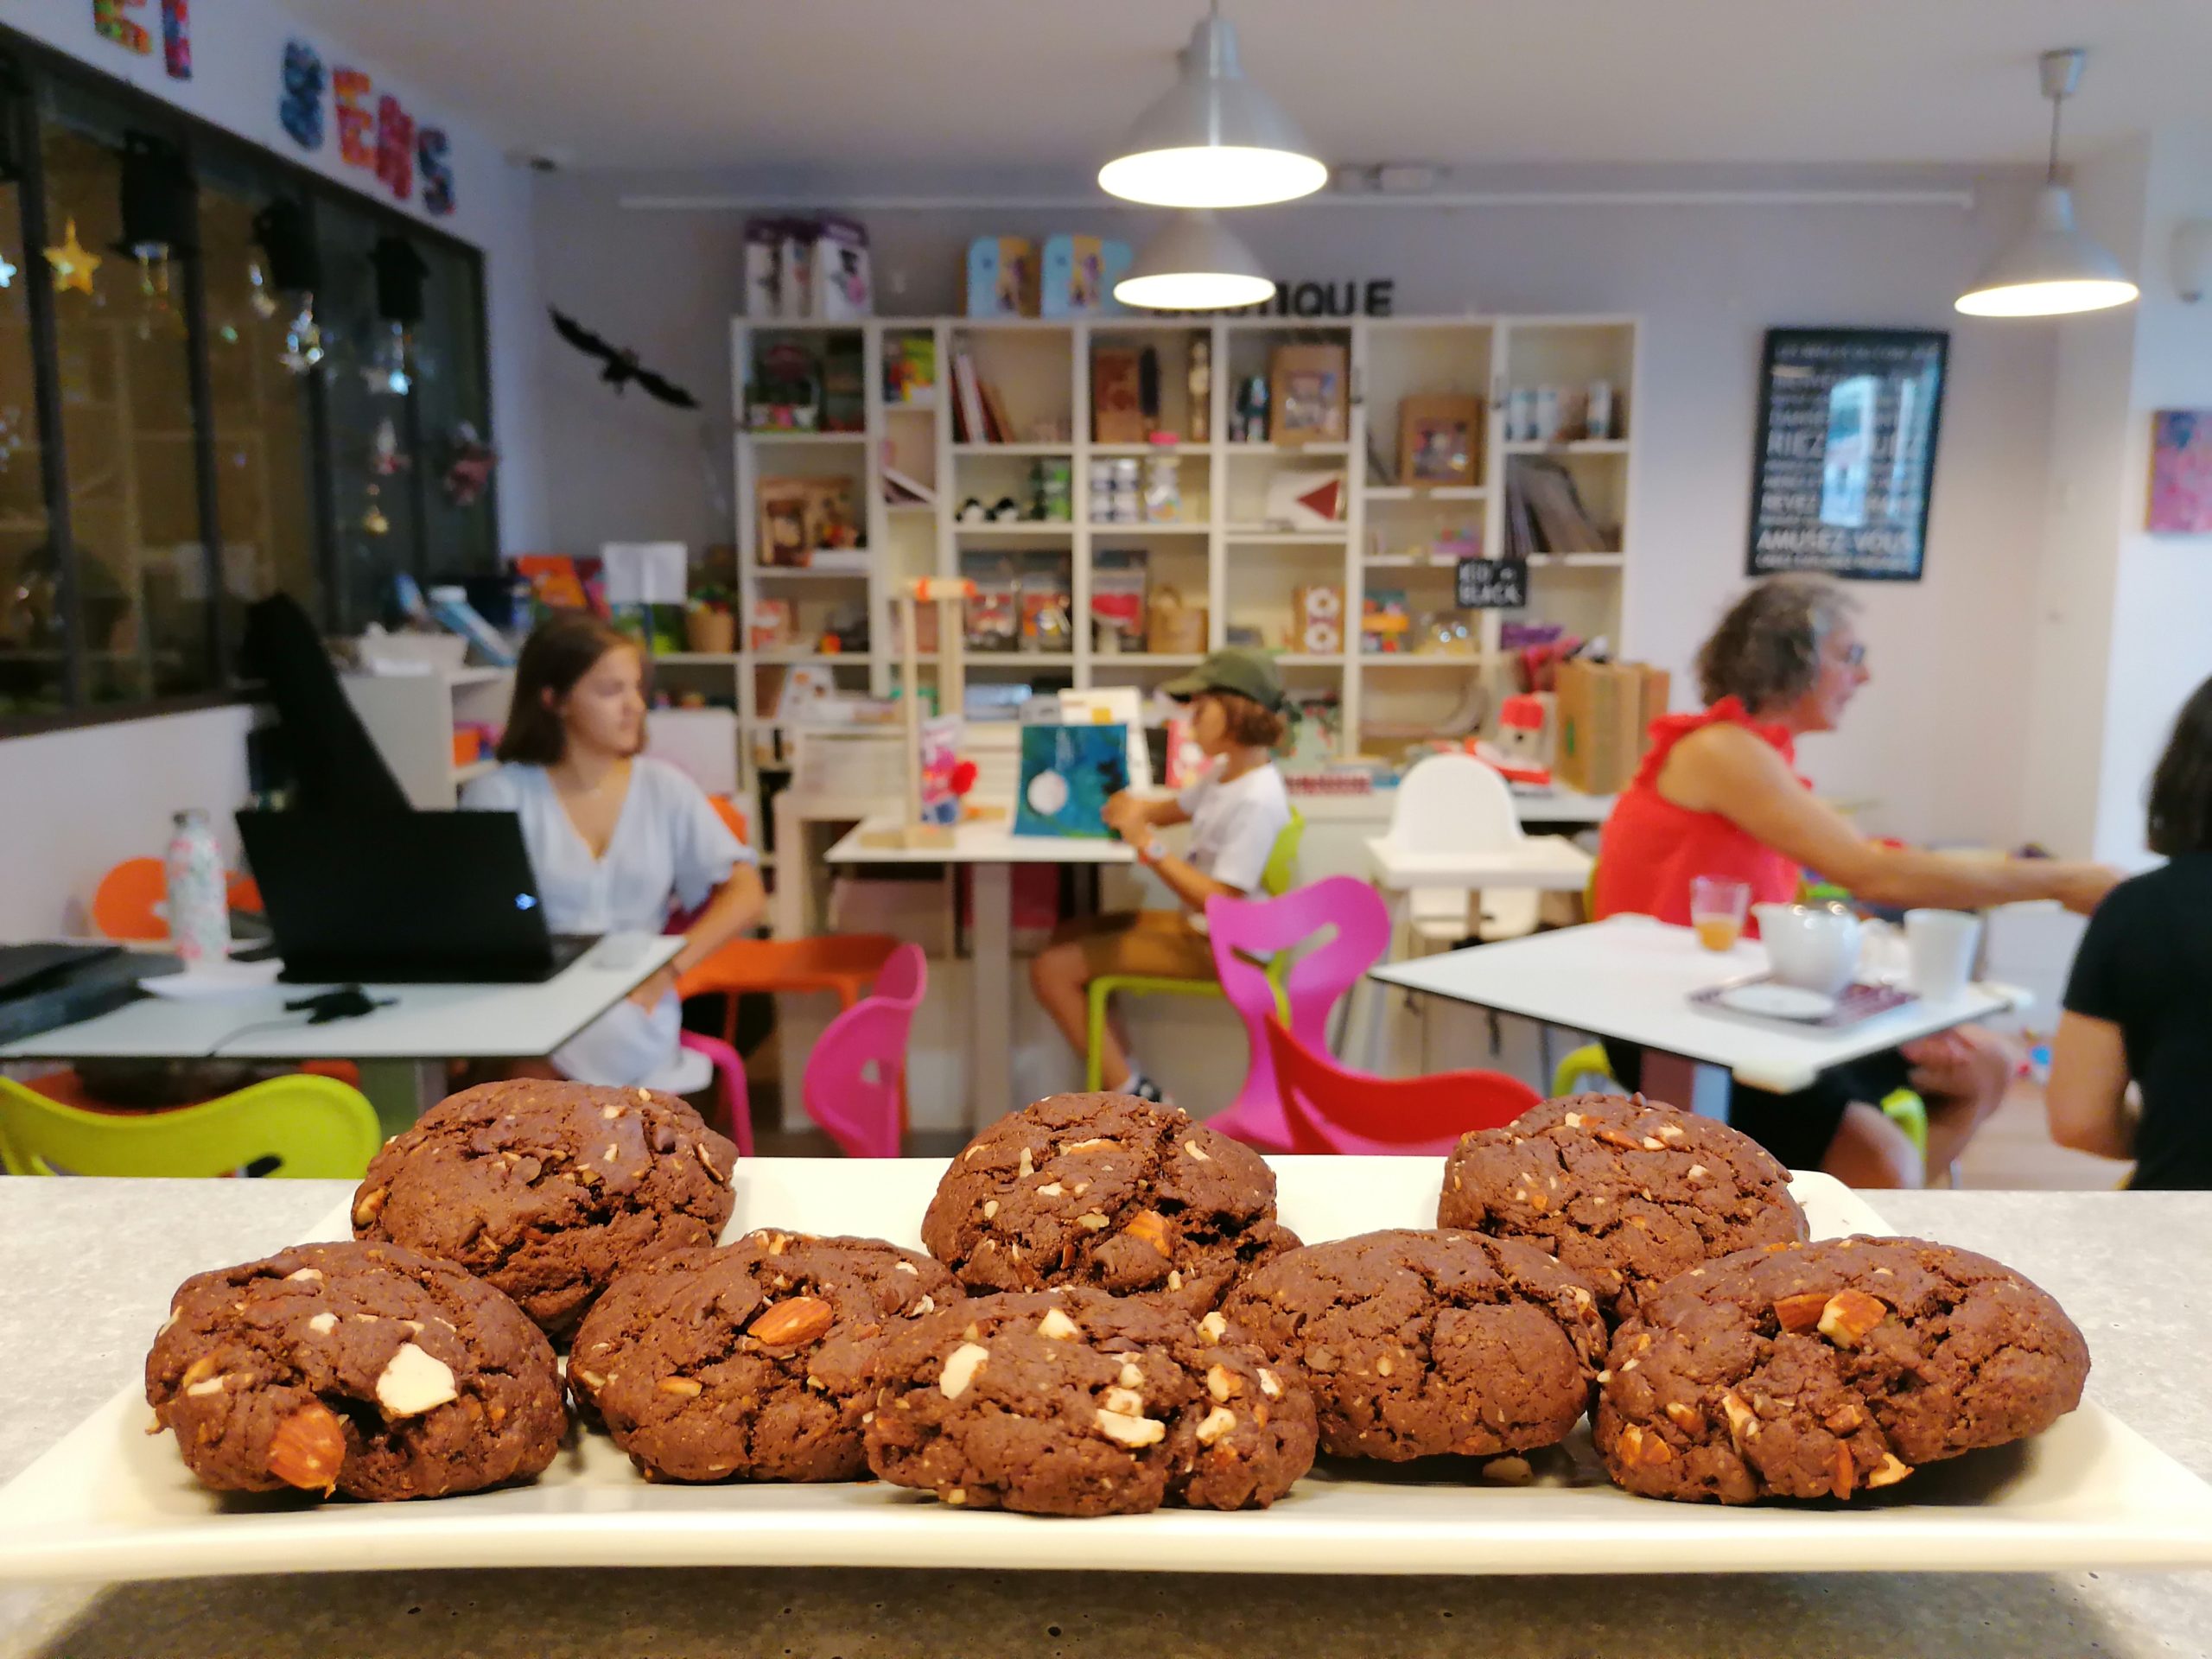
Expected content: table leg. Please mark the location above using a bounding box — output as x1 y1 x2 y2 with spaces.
1642 1051 1732 1126
969 861 1014 1127
1360 888 1411 1074
356 1058 445 1141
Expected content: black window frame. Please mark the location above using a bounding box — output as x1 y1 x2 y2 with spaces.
0 22 497 739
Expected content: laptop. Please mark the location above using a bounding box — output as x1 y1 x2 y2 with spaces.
235 810 595 983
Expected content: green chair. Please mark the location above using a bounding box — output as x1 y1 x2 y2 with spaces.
0 1073 383 1179
1084 810 1305 1090
1543 1046 1929 1159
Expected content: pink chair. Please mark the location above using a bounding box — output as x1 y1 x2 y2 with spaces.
1202 876 1393 1150
1264 1017 1539 1154
802 942 927 1159
678 1031 753 1160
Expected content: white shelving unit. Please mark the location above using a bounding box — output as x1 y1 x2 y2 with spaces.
343 668 515 809
696 313 1639 828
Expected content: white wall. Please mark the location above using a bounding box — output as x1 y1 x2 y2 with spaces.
534 168 2061 847
2021 130 2212 867
2020 142 2147 861
2095 129 2212 864
0 704 254 938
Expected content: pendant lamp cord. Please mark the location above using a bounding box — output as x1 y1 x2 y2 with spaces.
2046 88 2063 185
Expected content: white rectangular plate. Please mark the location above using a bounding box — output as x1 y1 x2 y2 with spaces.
5 1160 2211 1581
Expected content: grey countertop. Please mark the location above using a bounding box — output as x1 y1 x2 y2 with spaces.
1 1178 2206 1659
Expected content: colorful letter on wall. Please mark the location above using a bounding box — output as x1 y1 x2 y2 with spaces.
333 67 374 168
417 129 455 218
92 0 150 54
375 96 416 200
279 38 325 149
161 0 190 79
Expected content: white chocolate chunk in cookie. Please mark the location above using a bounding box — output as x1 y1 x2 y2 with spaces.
374 1342 458 1418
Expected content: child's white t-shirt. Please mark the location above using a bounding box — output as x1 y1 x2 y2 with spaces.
1175 761 1292 896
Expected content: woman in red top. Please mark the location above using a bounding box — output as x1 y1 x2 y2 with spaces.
1595 578 2115 1185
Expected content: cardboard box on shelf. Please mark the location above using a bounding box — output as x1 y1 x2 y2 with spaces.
1554 658 1669 794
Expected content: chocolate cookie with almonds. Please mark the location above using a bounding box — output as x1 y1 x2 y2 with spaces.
865 1285 1317 1515
353 1078 737 1341
1437 1094 1808 1323
146 1239 566 1501
921 1092 1299 1314
568 1230 959 1482
1596 1235 2090 1503
1224 1229 1608 1460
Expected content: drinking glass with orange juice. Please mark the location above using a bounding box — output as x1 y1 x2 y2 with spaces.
1690 875 1751 952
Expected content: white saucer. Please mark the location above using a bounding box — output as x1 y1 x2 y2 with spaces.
138 957 283 1000
1716 981 1838 1021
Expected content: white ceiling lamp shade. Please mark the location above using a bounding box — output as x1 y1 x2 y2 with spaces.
1956 49 2139 319
1098 1 1326 209
1114 212 1276 311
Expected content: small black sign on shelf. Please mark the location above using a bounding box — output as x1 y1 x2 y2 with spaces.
1456 556 1529 610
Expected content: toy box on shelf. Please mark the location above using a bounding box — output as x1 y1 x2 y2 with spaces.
745 214 872 321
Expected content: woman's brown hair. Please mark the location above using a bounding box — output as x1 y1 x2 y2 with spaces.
495 613 642 765
2147 674 2212 857
1694 576 1859 714
1200 690 1288 750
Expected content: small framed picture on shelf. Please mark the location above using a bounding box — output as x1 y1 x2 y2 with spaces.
1398 393 1482 487
1268 343 1347 446
758 478 812 567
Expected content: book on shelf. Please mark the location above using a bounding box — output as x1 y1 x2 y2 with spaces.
952 348 988 444
1505 457 1606 556
880 461 936 506
950 346 1016 443
980 380 1015 446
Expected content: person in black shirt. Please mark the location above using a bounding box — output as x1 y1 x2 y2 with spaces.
2049 674 2212 1188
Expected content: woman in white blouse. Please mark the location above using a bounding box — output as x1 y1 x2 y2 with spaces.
463 613 764 1089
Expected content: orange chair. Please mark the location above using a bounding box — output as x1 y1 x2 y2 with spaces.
91 858 262 939
676 933 902 1045
80 859 356 1094
1263 1017 1538 1155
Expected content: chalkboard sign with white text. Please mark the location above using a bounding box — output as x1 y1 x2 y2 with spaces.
1456 556 1529 609
1747 327 1947 582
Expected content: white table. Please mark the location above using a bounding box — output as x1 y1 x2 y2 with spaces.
0 935 683 1135
1369 914 2024 1120
1506 784 1615 826
1361 832 1595 1068
826 816 1134 1123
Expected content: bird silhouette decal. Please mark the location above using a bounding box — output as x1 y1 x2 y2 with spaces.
548 308 700 408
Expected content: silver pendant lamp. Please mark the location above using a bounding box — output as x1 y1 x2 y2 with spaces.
1112 209 1275 311
1955 49 2139 318
1098 0 1326 209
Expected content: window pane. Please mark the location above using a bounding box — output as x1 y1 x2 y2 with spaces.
0 140 63 717
196 158 319 642
41 90 214 702
412 235 496 578
315 196 421 632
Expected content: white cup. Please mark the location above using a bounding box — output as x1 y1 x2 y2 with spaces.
1904 908 1982 1003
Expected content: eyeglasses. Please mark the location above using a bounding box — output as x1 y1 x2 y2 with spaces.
1839 643 1867 669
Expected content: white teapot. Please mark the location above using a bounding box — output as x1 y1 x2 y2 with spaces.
1752 903 1862 997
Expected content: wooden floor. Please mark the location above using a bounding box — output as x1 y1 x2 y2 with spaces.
1954 1075 2133 1192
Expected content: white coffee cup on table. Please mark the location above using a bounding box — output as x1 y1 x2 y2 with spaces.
1904 908 1982 1002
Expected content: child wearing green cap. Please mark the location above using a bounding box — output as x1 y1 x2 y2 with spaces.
1027 650 1293 1103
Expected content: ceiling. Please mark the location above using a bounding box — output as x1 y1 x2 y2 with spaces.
283 0 2212 175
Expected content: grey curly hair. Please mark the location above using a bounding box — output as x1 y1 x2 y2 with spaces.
1694 578 1859 714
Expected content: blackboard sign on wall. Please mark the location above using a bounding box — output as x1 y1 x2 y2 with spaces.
1747 328 1948 582
1455 556 1529 610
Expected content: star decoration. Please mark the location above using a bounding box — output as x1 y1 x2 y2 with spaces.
45 219 101 296
0 251 16 289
